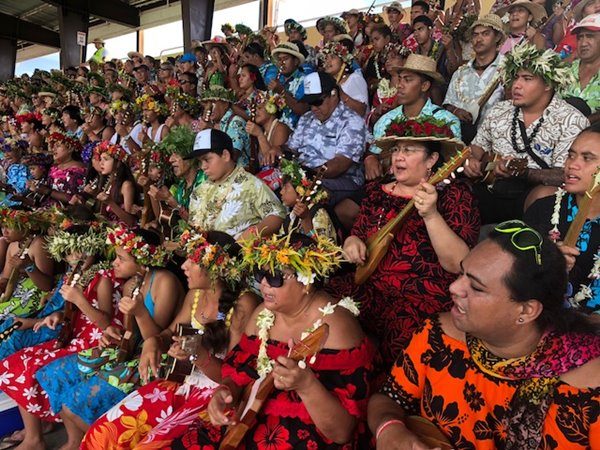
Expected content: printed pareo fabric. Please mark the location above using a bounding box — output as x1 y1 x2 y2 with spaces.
381 317 600 449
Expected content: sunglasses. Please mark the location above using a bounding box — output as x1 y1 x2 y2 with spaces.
494 220 543 265
253 269 295 287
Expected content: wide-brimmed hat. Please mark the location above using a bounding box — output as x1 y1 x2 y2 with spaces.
284 19 307 40
127 51 143 59
202 36 230 50
271 42 305 64
399 54 445 83
342 9 361 18
573 11 600 29
384 1 405 14
200 85 236 103
38 91 57 98
496 0 547 24
573 0 598 21
470 13 506 36
316 16 348 35
375 116 465 158
92 38 105 45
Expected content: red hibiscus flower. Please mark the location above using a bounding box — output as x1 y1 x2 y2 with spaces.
297 429 310 440
254 416 292 450
307 440 319 450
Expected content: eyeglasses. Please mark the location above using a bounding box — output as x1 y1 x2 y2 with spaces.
391 145 426 156
253 269 295 287
494 220 543 265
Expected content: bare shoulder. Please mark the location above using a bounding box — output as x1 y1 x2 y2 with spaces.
236 291 261 314
313 292 364 350
244 302 267 336
561 358 600 390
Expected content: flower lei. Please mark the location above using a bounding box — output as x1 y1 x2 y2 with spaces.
499 42 575 92
279 158 328 205
47 227 107 261
385 116 454 139
94 140 128 163
319 42 353 65
179 229 243 287
0 207 51 232
255 297 359 378
377 79 398 103
549 187 566 242
106 226 170 267
240 231 343 287
136 94 168 115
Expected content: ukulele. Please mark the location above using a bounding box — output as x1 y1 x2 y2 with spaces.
54 260 86 349
477 153 529 187
355 147 471 285
289 165 328 230
163 323 205 383
0 320 24 344
405 416 453 450
219 324 329 450
116 271 145 364
248 100 259 175
0 236 35 302
139 151 154 228
158 202 181 242
562 167 600 247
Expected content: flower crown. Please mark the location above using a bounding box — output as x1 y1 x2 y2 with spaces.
320 42 353 65
106 226 170 267
48 132 83 152
255 91 286 115
499 42 575 91
385 116 454 139
221 23 235 33
201 86 237 103
279 158 328 204
136 94 168 115
109 100 136 116
42 108 60 121
240 231 343 286
94 141 128 163
0 137 28 154
47 226 107 261
0 207 51 232
16 112 42 125
173 93 200 116
179 229 243 287
156 125 196 158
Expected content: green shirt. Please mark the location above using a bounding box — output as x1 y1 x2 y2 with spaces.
565 60 600 113
169 169 206 209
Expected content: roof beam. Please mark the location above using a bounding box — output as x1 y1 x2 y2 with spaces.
0 13 61 48
41 0 140 28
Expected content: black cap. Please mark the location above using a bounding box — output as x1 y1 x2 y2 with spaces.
301 71 337 105
185 129 234 159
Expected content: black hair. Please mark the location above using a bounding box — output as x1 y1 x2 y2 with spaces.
64 204 97 223
581 120 600 135
488 228 599 335
291 40 309 58
243 42 266 59
412 0 431 13
62 105 84 126
98 159 137 206
413 15 434 28
180 71 198 86
201 231 242 355
371 23 393 39
241 64 267 91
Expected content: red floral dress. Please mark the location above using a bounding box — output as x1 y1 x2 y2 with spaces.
327 181 480 374
171 334 375 450
0 270 122 422
44 165 86 206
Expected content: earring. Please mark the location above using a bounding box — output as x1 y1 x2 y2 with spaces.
518 317 524 323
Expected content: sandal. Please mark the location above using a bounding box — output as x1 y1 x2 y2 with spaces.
0 429 24 449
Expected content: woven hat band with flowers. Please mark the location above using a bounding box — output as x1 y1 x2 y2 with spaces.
106 226 170 267
201 86 237 103
93 141 128 163
319 41 354 65
499 42 575 92
375 116 465 156
179 228 243 288
47 132 83 153
240 231 343 286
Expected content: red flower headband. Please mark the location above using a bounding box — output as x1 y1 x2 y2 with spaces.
94 140 128 163
48 132 83 152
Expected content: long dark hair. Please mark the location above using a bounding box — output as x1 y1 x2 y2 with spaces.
488 228 599 335
99 159 137 206
200 231 243 355
241 64 267 91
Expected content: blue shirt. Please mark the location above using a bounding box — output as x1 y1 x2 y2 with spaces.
370 98 461 154
259 62 278 86
220 109 250 168
288 101 367 186
274 69 305 130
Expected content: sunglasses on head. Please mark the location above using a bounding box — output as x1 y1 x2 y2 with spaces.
494 220 543 266
253 269 295 287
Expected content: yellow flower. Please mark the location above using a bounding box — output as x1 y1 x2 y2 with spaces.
276 251 290 265
118 410 152 447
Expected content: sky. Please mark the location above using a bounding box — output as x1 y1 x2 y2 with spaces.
15 0 398 75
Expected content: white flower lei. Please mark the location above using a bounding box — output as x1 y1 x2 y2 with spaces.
549 187 566 242
570 249 600 308
254 297 359 378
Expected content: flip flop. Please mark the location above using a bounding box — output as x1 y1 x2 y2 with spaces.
0 430 24 450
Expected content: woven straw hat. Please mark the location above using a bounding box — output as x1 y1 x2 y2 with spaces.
271 42 305 64
573 0 598 21
376 135 465 159
384 1 405 14
470 13 506 36
496 0 547 24
399 54 445 83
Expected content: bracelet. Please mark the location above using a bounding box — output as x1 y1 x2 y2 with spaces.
24 264 36 273
375 418 405 440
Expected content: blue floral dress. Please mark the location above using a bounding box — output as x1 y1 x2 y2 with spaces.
36 272 157 425
0 163 30 207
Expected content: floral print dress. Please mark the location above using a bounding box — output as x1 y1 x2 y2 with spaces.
171 334 375 450
0 269 122 422
44 165 86 206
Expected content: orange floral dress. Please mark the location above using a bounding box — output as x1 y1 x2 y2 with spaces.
381 317 600 449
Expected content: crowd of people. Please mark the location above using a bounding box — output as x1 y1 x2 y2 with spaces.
0 0 599 448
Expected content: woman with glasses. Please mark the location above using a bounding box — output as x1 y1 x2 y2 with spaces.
80 230 259 449
338 116 480 373
369 221 600 450
525 123 600 316
170 231 374 449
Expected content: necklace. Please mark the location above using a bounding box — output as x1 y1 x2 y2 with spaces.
510 107 544 156
549 187 566 242
255 297 359 378
472 54 497 71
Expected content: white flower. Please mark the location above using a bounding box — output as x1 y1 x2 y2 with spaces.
26 402 42 413
144 387 167 404
23 386 38 400
121 390 143 412
89 328 103 342
318 302 336 316
296 272 316 286
0 372 14 386
338 297 360 316
105 404 124 422
156 405 174 423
